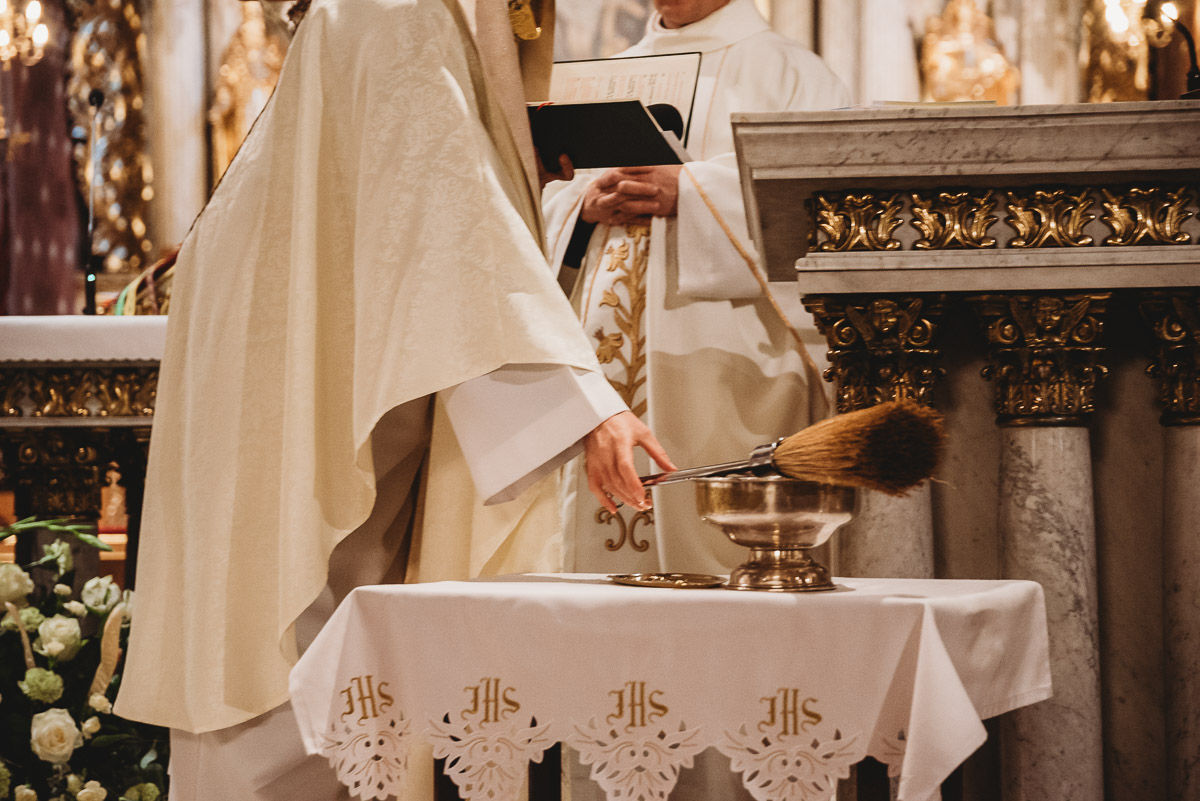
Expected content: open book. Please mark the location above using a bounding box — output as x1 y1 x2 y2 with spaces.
528 51 701 171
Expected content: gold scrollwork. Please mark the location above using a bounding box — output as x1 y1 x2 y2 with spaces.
804 295 947 413
1139 290 1200 426
969 293 1111 425
598 507 653 553
814 194 903 252
1100 187 1195 246
1006 190 1096 248
910 191 998 249
0 367 158 418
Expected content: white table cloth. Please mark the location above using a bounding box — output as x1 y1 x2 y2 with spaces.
0 316 167 362
289 574 1051 801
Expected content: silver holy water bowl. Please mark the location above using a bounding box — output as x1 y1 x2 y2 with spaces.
694 475 858 592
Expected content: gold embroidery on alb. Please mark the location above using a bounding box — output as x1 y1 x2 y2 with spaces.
339 674 394 724
607 680 668 731
758 688 822 736
462 677 520 724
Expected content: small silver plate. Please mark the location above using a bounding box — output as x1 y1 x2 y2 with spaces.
608 572 725 589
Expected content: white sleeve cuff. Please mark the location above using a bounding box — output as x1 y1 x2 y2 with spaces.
442 364 627 505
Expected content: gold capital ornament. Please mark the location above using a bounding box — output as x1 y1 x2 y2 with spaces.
1139 290 1200 426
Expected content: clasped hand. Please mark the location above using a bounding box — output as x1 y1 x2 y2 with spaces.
580 165 683 226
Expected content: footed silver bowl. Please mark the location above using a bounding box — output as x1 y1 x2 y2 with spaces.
694 475 857 592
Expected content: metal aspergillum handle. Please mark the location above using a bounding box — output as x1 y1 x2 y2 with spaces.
639 439 782 487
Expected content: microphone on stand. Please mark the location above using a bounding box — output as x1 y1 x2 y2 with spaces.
1174 20 1200 98
83 88 104 315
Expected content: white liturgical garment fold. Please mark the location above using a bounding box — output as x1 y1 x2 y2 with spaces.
116 0 613 734
290 575 1052 801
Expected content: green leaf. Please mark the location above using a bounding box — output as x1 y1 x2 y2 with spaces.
87 734 136 748
70 530 113 552
139 745 158 769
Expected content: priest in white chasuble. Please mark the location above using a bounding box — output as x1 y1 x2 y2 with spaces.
114 0 673 798
543 0 850 577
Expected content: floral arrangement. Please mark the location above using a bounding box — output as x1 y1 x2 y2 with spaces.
0 518 167 801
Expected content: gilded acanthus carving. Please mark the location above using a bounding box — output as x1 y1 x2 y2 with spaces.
0 367 158 418
803 295 948 413
1100 187 1194 246
815 194 903 252
1139 290 1200 426
910 190 998 249
968 293 1111 425
807 185 1198 252
1005 189 1096 248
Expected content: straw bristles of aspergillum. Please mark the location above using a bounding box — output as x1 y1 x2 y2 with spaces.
771 402 946 496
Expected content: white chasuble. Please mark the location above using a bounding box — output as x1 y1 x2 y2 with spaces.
117 0 612 735
544 0 851 576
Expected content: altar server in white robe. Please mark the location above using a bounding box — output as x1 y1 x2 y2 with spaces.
113 0 673 798
543 0 849 577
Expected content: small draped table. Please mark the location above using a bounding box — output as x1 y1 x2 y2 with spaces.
289 574 1051 801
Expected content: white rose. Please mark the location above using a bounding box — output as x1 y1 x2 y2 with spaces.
64 601 86 617
88 693 113 714
76 781 107 801
81 716 101 738
66 775 83 794
15 785 38 801
81 576 120 615
34 615 82 662
0 563 34 604
53 584 72 597
29 708 83 764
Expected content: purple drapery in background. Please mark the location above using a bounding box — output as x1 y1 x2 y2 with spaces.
0 0 80 316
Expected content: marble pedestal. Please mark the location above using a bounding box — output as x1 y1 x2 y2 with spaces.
998 426 1103 801
1164 426 1200 801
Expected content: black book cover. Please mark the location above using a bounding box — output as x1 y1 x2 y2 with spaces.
528 100 687 172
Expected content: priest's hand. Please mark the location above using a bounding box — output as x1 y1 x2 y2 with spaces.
584 411 676 513
538 152 575 188
580 165 681 225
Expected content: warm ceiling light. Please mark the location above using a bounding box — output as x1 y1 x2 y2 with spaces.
24 0 41 22
31 22 47 48
1161 2 1179 21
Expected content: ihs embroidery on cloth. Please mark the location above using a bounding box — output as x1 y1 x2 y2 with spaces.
567 681 705 801
717 689 862 801
426 677 555 801
321 675 410 801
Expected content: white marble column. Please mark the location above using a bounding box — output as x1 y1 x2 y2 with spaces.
1164 425 1200 801
997 426 1103 801
144 0 208 250
838 486 935 579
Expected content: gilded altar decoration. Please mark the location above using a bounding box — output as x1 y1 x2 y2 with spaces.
569 682 704 801
209 2 289 184
1081 0 1151 102
1139 290 1200 425
814 194 903 252
1100 186 1194 246
427 678 553 801
1006 189 1096 248
598 507 652 552
919 0 1019 105
66 0 153 275
910 190 998 249
969 293 1111 425
804 295 947 412
0 367 157 418
508 0 541 40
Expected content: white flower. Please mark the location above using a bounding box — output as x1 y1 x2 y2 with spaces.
34 615 82 662
0 564 34 604
64 601 86 617
88 693 113 714
66 775 83 794
53 584 72 597
121 589 134 622
29 709 83 764
81 716 101 738
77 782 107 801
81 576 121 615
15 785 38 801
